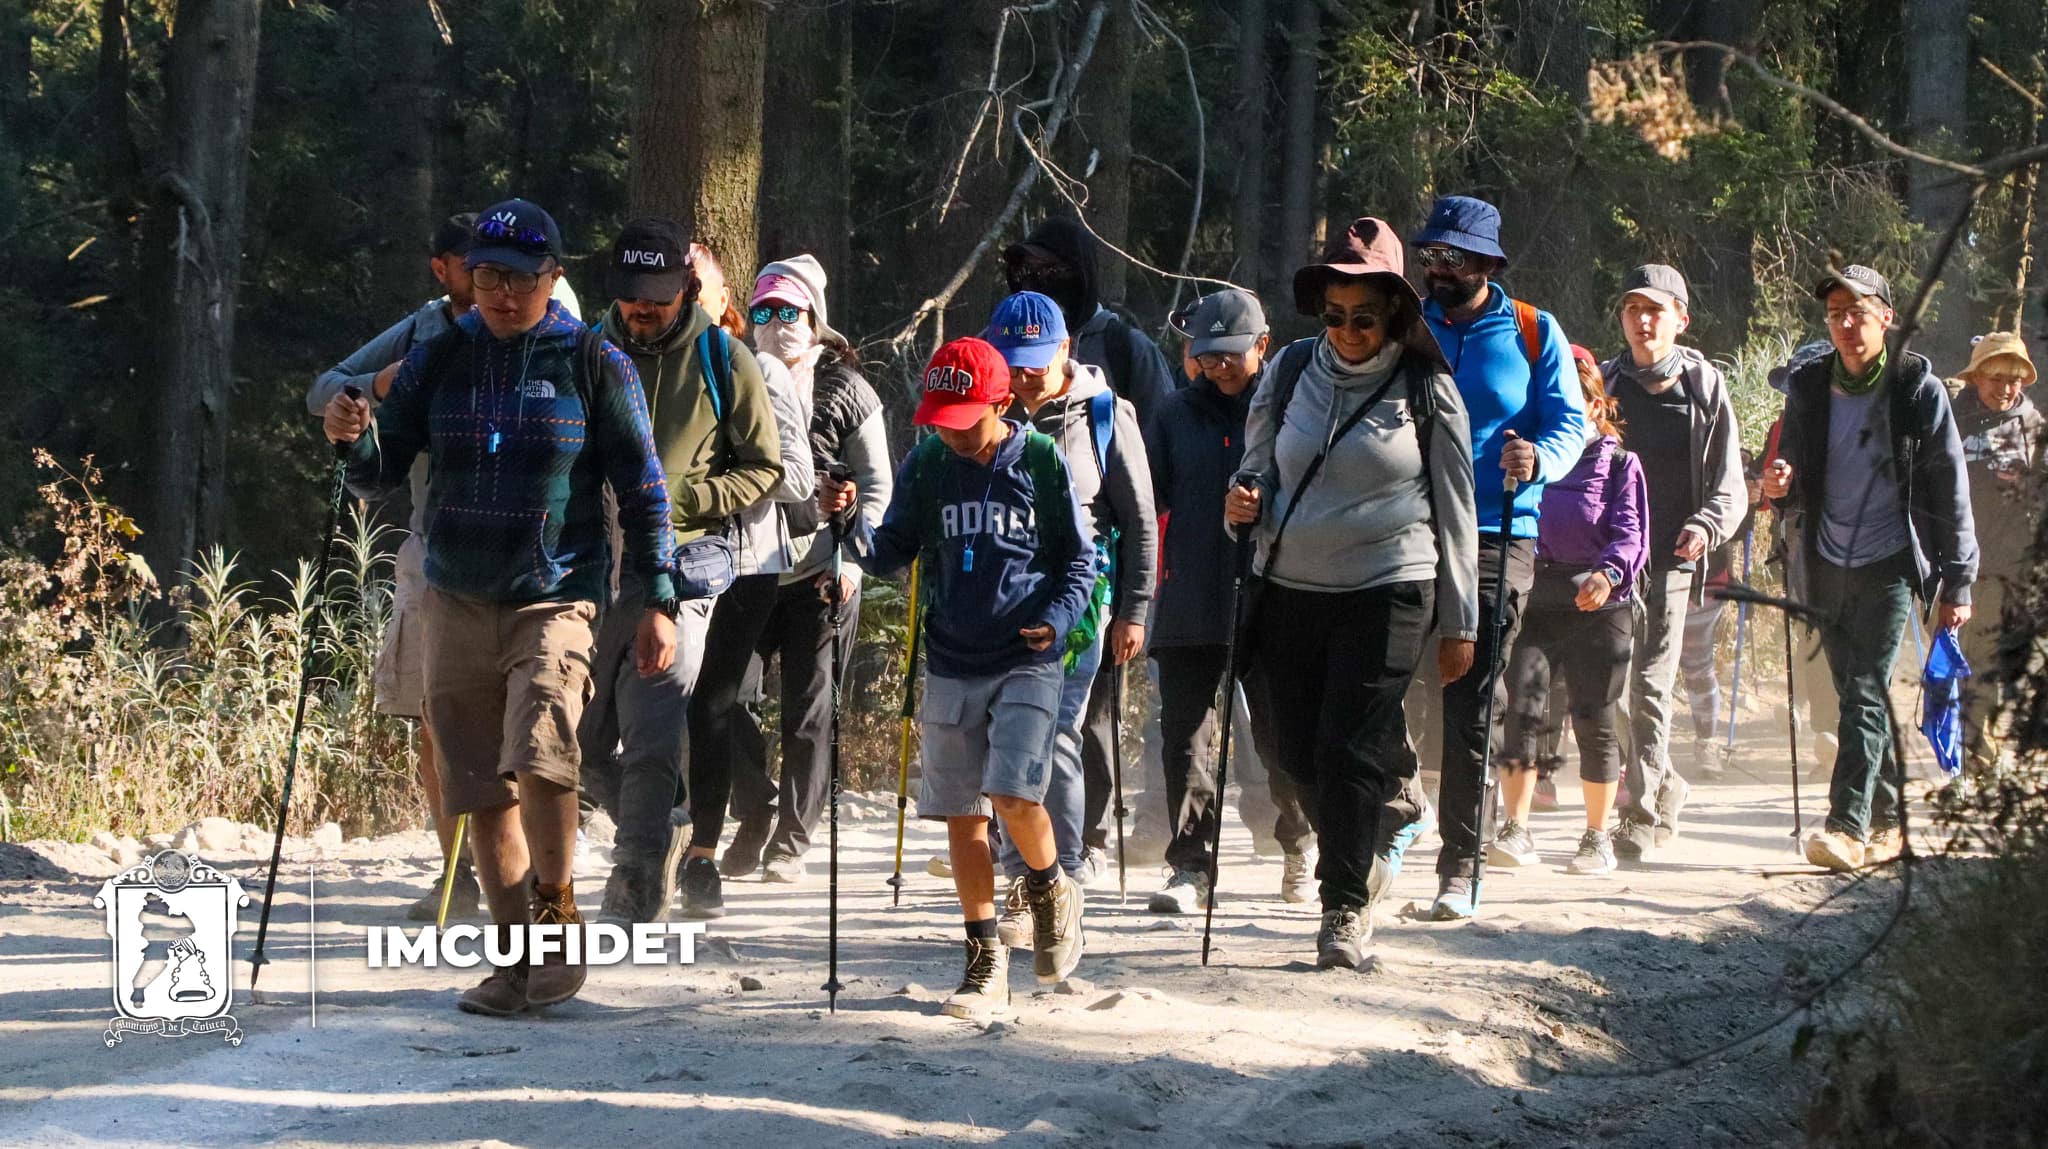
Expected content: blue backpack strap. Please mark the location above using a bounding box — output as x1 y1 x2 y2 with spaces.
1087 388 1115 476
696 326 733 422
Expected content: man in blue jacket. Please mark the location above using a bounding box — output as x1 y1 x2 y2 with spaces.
1412 196 1589 919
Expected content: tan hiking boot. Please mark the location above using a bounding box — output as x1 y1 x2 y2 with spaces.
1025 873 1084 984
995 875 1035 949
1805 830 1865 873
941 937 1011 1021
457 925 530 1017
525 878 587 1007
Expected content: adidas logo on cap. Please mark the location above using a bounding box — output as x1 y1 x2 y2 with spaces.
1209 319 1227 332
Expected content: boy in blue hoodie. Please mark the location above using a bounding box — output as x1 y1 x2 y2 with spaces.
864 337 1098 1021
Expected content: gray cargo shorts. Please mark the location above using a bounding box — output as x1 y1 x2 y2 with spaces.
916 661 1064 819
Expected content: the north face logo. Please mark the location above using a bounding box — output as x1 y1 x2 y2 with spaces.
621 250 666 268
925 364 975 395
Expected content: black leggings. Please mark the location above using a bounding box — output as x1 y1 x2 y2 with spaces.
1503 595 1631 785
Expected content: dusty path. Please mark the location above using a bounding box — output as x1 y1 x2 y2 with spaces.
0 714 1913 1148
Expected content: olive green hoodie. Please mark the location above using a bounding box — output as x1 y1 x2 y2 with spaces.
597 301 783 542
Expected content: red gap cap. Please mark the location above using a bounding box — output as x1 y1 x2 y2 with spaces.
915 337 1014 429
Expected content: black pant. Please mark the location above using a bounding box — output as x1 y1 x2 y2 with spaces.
1248 580 1433 911
1437 536 1535 879
728 575 861 859
1080 655 1120 853
1151 645 1312 872
1504 595 1631 785
687 573 783 849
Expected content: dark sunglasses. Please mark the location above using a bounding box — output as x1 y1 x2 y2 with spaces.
473 218 552 253
1416 246 1469 271
749 304 806 326
1321 311 1384 333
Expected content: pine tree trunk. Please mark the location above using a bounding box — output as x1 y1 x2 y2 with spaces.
1499 0 1593 332
758 0 851 305
629 0 768 291
1276 0 1319 274
1904 0 1970 225
364 0 436 318
1072 0 1135 305
1229 0 1270 292
911 0 1012 348
143 0 261 591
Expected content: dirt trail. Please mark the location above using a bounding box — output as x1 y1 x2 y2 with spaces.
0 715 1911 1148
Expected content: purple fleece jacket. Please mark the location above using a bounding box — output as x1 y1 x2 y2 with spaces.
1535 434 1648 599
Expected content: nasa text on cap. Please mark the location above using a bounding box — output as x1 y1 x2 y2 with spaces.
608 217 690 303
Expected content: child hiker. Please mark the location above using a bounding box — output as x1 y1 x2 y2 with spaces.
863 337 1099 1020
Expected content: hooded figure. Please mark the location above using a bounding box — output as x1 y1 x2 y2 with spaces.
1004 218 1177 437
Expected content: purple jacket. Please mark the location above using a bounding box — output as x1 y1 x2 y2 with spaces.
1535 434 1648 600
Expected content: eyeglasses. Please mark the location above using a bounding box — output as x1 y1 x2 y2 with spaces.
1196 351 1247 370
1321 310 1384 333
472 265 543 295
749 305 806 326
473 218 552 253
1010 363 1054 380
1416 246 1469 271
1825 304 1885 326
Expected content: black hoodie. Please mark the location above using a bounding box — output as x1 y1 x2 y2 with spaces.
1009 218 1177 438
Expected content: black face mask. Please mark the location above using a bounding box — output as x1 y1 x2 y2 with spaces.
1008 261 1084 312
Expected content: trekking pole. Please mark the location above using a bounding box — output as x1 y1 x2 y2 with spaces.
1468 468 1520 917
435 813 469 930
1201 530 1254 967
250 386 362 995
886 561 922 907
1783 611 1804 846
1110 658 1130 903
1725 527 1754 751
822 463 855 1012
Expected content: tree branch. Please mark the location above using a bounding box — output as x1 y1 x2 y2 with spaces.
1135 0 1208 325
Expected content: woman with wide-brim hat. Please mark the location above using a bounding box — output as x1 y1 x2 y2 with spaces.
1225 217 1478 969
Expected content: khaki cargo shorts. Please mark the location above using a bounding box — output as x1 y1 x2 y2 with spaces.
421 585 599 816
370 536 428 719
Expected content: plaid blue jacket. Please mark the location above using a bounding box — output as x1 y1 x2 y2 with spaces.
345 300 677 606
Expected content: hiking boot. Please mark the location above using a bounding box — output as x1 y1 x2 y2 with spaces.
1566 828 1616 875
719 821 771 879
926 854 953 879
1532 776 1561 813
762 852 806 884
1487 819 1539 868
1148 868 1210 915
1430 876 1477 921
1072 847 1111 890
657 812 691 914
1805 830 1864 873
995 875 1035 949
1612 814 1657 863
1866 825 1903 862
1653 774 1692 847
525 879 587 1008
407 859 482 922
1026 873 1085 983
456 925 530 1017
677 856 727 920
598 862 664 924
1692 737 1728 781
1281 848 1316 904
1315 907 1372 970
941 937 1010 1021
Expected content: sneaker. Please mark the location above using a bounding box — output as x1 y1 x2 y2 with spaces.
1612 815 1657 863
1379 798 1433 886
995 876 1035 949
677 856 727 919
1486 819 1539 868
406 861 482 922
1072 848 1111 890
1315 907 1372 969
1653 774 1692 847
719 821 771 879
1805 830 1864 872
1430 876 1477 921
1532 776 1561 813
941 937 1010 1021
598 862 664 924
657 812 691 914
1566 828 1616 875
1281 849 1316 904
762 852 806 884
1148 868 1210 914
1692 737 1728 780
926 854 953 879
1025 873 1085 983
524 879 587 1007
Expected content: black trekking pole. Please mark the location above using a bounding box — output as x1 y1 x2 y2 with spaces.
1467 469 1520 917
1201 531 1254 967
1110 658 1129 903
822 462 855 1012
1783 611 1803 847
250 386 361 996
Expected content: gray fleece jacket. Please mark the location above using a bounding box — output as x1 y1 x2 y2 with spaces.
1600 345 1748 606
1241 337 1479 641
1007 362 1159 629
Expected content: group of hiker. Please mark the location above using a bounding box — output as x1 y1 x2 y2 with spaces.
313 189 2043 1022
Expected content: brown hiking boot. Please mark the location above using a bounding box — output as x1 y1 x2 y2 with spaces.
457 925 530 1017
525 878 588 1007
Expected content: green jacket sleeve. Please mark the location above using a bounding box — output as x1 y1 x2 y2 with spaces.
673 341 784 524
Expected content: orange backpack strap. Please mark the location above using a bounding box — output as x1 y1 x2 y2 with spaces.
1511 298 1542 365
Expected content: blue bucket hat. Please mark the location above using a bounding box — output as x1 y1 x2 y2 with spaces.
983 291 1070 370
1411 195 1508 266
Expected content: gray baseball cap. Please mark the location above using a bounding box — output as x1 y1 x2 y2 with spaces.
1620 263 1690 312
1813 263 1893 308
1177 289 1268 356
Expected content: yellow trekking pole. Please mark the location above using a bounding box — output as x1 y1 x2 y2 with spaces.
435 813 469 929
886 561 922 906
